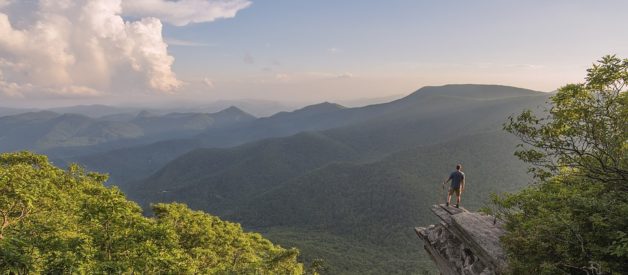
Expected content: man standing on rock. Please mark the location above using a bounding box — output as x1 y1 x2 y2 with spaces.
443 164 465 208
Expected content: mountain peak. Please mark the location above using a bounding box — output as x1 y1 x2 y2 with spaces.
297 102 345 113
405 84 544 100
218 105 244 113
266 102 344 119
214 106 255 118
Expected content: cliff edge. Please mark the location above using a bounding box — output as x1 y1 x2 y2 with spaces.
415 204 507 275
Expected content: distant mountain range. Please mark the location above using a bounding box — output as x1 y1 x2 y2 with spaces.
0 84 552 274
0 107 255 153
0 96 403 119
0 106 38 117
71 101 352 184
0 99 299 119
102 85 551 273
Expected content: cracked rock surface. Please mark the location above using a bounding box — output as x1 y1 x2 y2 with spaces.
415 205 507 275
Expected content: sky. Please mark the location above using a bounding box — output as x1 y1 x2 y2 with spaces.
0 0 627 108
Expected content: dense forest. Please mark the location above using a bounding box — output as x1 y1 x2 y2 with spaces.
123 85 548 274
0 152 305 274
1 84 550 274
0 56 624 274
488 55 628 274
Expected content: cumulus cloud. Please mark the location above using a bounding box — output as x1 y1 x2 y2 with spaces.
55 85 103 97
0 0 249 100
122 0 251 26
0 0 181 98
0 70 24 98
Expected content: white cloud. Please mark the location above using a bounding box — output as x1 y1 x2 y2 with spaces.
55 85 103 97
203 77 215 88
121 0 251 26
0 0 249 101
166 38 214 47
0 70 24 98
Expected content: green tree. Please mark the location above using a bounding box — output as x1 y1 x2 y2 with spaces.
505 55 627 184
152 203 304 274
493 55 628 274
0 151 304 274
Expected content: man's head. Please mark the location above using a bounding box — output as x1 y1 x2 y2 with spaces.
456 164 462 170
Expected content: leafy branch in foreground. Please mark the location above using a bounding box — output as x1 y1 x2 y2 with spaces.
493 55 627 274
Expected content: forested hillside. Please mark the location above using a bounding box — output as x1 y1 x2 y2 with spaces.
1 84 554 273
489 55 627 273
0 0 621 273
0 152 303 274
76 85 548 189
129 85 551 273
73 101 349 185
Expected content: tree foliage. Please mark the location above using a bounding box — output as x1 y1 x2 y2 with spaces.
0 151 303 274
493 55 628 274
504 55 627 184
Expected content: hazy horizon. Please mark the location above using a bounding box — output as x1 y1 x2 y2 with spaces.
1 90 408 110
0 83 541 110
1 0 626 108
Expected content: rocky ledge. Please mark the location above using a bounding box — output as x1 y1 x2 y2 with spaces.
415 204 507 275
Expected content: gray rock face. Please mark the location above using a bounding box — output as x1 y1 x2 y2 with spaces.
415 205 507 275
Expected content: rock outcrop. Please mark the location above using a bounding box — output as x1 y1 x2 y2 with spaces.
415 204 507 275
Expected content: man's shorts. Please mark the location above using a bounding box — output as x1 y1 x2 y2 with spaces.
449 187 461 196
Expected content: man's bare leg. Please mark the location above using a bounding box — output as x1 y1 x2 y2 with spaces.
456 194 461 208
447 189 452 206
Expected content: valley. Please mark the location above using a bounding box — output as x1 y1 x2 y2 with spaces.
0 84 550 273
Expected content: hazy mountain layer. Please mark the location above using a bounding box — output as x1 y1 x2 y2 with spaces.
75 85 547 189
0 107 255 153
125 85 550 273
74 101 349 185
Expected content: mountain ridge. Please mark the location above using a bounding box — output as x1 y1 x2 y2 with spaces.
69 84 547 189
0 106 256 153
119 84 549 274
